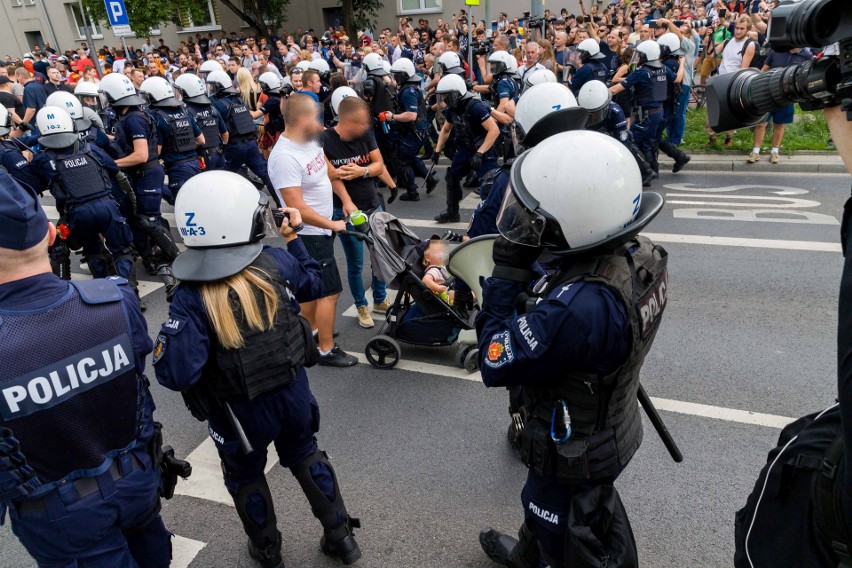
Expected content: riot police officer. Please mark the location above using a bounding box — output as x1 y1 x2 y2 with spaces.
46 90 115 156
486 51 522 160
99 72 180 289
521 68 558 94
154 171 362 568
477 130 667 567
74 80 112 133
387 57 438 202
175 73 228 171
578 80 657 187
329 86 358 123
569 38 609 96
360 53 400 183
437 51 468 82
252 72 286 142
0 170 173 567
655 33 691 174
139 76 205 202
206 69 277 201
609 41 673 178
431 74 500 223
199 59 223 81
31 106 135 280
308 59 332 102
0 106 40 193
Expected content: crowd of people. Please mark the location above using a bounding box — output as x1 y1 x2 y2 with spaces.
0 0 842 567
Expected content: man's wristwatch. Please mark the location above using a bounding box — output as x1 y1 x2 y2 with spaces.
363 167 369 178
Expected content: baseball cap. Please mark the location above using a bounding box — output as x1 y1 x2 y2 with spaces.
0 77 11 85
0 171 49 251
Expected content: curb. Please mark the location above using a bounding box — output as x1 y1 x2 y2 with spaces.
658 159 848 174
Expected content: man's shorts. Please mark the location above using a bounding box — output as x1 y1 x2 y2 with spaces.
764 104 795 125
301 234 343 298
700 56 717 76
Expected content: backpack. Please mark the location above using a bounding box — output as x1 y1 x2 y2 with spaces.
734 403 852 568
722 37 762 69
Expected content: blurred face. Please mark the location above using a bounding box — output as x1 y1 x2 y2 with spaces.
304 75 320 93
734 21 749 40
228 60 240 74
576 30 589 43
608 30 621 48
290 72 302 90
339 107 370 140
131 70 144 88
47 68 61 83
123 65 133 77
639 25 652 41
148 63 159 75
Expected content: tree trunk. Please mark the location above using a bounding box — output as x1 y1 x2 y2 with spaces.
342 0 357 43
218 0 266 37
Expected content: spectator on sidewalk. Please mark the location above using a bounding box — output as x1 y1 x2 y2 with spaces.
708 14 755 147
15 68 45 124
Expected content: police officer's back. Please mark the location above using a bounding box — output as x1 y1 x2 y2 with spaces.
45 90 114 156
175 73 228 171
476 131 667 567
0 107 40 194
0 171 172 567
569 39 609 97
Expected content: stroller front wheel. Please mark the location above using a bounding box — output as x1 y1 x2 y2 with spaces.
463 348 479 374
365 335 402 369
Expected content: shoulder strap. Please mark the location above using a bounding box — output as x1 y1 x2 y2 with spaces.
70 278 123 304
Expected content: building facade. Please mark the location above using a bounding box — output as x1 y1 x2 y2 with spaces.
0 0 582 60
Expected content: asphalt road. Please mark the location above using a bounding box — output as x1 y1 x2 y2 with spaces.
2 167 850 568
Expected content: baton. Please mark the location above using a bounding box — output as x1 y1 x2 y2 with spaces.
638 384 683 463
224 401 254 454
419 160 438 192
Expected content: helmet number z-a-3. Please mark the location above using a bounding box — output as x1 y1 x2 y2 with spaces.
181 212 207 237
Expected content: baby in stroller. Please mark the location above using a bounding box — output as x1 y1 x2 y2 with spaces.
421 238 453 305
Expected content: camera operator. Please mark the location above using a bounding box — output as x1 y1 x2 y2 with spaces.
709 14 757 146
474 35 511 92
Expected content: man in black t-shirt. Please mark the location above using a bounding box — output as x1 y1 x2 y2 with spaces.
0 77 24 125
321 96 389 328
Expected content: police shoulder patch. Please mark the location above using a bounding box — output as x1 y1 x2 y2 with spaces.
152 334 167 365
484 331 514 369
619 130 629 142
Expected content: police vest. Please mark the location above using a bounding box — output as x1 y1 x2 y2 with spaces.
115 109 158 161
46 143 111 203
663 58 681 107
367 76 398 116
188 104 222 150
518 237 669 483
202 253 315 402
449 98 480 150
218 95 256 137
398 84 427 133
0 279 140 491
634 66 668 107
153 108 197 156
489 75 520 106
264 95 285 135
588 60 609 83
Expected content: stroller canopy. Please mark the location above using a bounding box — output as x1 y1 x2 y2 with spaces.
366 212 428 285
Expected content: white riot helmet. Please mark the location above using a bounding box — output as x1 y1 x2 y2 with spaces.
635 40 662 67
206 69 237 96
36 106 78 149
498 130 663 255
172 171 278 282
82 106 104 131
512 82 587 153
139 76 182 107
488 50 518 76
174 73 210 104
280 76 294 97
438 51 464 76
98 72 146 107
657 32 683 58
330 86 358 117
522 68 557 92
436 74 469 110
199 59 222 79
74 81 104 113
308 58 331 80
46 91 91 131
0 106 11 137
296 60 312 71
390 57 417 85
363 52 387 76
577 80 612 126
576 38 605 62
258 72 282 94
382 61 392 76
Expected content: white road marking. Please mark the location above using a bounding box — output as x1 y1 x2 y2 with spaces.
171 535 207 568
352 354 795 428
663 183 813 194
666 194 821 208
643 232 841 252
174 438 277 507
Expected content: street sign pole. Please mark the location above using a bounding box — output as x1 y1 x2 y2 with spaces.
104 0 132 73
79 0 102 78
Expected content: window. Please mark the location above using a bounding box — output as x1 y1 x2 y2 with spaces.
176 0 221 32
10 0 22 7
399 0 441 14
69 3 102 39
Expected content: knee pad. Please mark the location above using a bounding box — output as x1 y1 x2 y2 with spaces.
231 476 280 549
290 450 357 532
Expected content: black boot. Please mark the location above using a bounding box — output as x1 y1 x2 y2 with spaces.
320 517 362 565
434 208 460 223
672 151 691 173
247 530 285 568
479 524 539 568
425 170 439 194
399 190 420 202
232 478 283 568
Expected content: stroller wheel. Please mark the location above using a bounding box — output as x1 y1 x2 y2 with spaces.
463 348 479 374
455 344 472 368
365 335 402 369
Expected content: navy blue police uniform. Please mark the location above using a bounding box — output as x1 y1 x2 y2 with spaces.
154 243 360 560
0 172 171 567
151 105 203 202
210 93 275 194
477 234 668 566
654 56 689 173
362 74 400 180
621 63 672 169
569 59 608 97
259 93 284 139
492 74 521 161
588 100 655 182
113 106 180 266
444 97 497 215
186 100 227 171
31 141 134 279
0 140 40 193
395 82 430 193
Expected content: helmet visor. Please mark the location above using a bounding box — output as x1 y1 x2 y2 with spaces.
437 91 460 110
510 121 526 155
490 61 506 76
496 183 547 247
254 193 279 242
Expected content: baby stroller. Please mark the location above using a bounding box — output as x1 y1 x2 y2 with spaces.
347 211 479 372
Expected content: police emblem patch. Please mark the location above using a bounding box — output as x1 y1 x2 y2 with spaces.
153 334 167 365
484 331 514 369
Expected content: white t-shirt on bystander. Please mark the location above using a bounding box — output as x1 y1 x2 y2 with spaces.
268 136 333 237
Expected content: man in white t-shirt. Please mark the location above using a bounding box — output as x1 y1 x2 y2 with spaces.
268 94 358 367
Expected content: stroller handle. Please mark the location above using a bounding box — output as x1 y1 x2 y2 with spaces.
338 229 371 243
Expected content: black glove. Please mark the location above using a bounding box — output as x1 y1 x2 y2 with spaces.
17 122 32 132
388 186 398 204
470 151 484 173
492 235 541 282
431 150 441 165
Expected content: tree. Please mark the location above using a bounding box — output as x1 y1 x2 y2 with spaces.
340 0 383 41
81 0 290 44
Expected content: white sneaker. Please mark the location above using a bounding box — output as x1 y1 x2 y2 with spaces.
747 152 760 164
357 306 375 328
372 299 392 314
